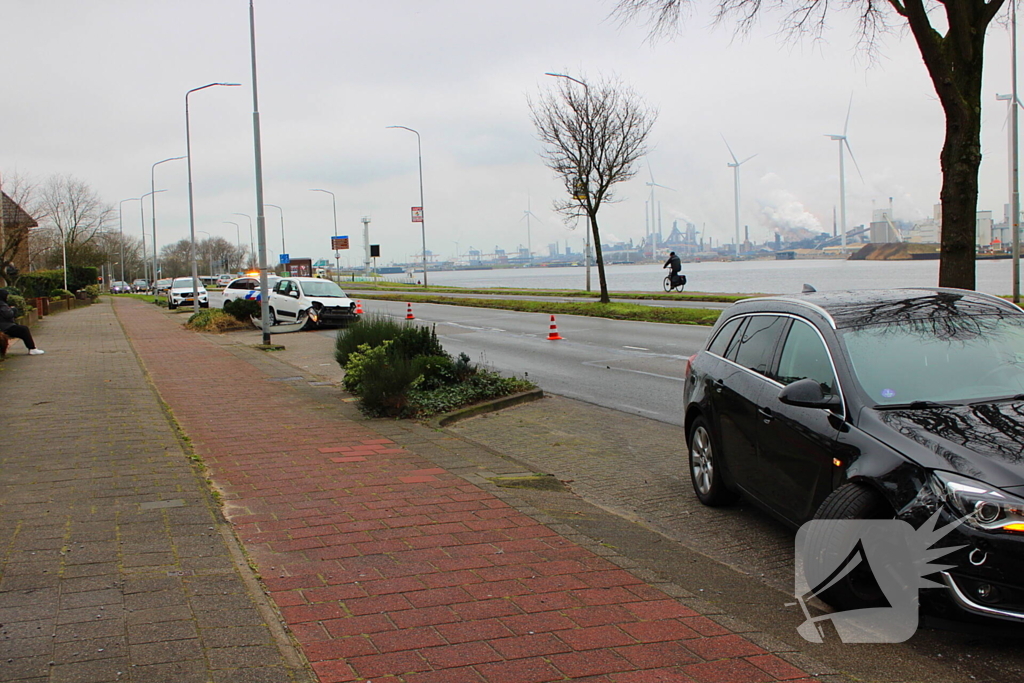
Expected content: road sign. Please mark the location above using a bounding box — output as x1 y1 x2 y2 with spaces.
370 244 380 258
331 236 349 250
279 253 290 264
411 207 423 223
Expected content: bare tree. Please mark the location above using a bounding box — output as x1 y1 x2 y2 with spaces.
0 171 41 287
530 74 657 303
35 174 114 270
616 0 1005 291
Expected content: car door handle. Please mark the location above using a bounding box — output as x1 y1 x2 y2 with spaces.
758 407 774 423
713 379 724 393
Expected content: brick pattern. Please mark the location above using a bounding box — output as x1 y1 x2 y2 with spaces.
116 299 811 683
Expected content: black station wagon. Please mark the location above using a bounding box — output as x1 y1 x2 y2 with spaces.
683 287 1024 620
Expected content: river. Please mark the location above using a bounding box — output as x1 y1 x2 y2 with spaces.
393 259 1020 296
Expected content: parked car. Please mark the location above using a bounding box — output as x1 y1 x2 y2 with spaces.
682 287 1024 621
131 279 149 293
110 280 132 294
166 276 209 310
220 276 280 307
152 278 172 296
216 274 235 288
268 277 359 328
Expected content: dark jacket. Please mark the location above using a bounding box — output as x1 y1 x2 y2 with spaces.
0 291 16 331
663 254 681 273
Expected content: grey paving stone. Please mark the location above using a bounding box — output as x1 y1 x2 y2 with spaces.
127 620 199 645
211 667 296 683
207 644 283 669
130 659 211 683
129 637 204 666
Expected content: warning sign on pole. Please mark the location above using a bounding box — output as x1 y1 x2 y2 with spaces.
411 207 423 223
331 236 349 250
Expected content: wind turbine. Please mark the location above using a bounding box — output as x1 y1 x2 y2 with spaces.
521 196 542 265
645 163 674 260
722 135 756 256
826 97 864 254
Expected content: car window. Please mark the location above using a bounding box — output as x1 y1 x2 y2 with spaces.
707 317 743 357
732 315 787 376
775 320 837 394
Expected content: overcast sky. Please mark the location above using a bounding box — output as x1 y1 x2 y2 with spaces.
3 0 1021 267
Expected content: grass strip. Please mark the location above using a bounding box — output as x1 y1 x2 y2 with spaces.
343 281 752 303
357 292 722 325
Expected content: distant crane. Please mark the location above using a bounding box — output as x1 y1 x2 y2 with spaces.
826 97 864 254
722 134 756 257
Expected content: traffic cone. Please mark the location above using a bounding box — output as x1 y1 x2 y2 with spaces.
355 300 364 315
546 314 563 340
406 303 415 320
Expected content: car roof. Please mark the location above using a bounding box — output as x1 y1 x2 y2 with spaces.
729 287 1020 330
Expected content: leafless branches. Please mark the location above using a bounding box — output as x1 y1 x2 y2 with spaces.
529 73 656 302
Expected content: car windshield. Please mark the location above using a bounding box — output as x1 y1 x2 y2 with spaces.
300 281 346 298
172 278 201 288
840 315 1024 405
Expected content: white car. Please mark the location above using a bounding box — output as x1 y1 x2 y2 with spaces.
215 273 235 287
166 276 209 310
268 277 359 329
220 276 281 308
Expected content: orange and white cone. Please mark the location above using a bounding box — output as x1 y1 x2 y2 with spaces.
405 303 415 320
355 300 364 315
546 314 563 340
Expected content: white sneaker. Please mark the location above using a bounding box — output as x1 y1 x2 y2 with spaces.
28 349 45 355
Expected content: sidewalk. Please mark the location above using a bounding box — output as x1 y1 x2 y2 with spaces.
0 300 309 683
2 298 828 683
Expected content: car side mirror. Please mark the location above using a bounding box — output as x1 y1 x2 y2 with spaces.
778 378 842 410
288 290 299 298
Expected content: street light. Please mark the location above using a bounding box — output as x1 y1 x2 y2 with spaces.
118 197 142 283
310 188 337 278
223 221 241 271
151 156 185 284
386 125 427 287
265 203 286 264
233 213 254 268
186 81 241 315
545 72 592 292
138 189 166 283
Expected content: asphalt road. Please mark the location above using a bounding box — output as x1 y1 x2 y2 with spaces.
349 298 713 425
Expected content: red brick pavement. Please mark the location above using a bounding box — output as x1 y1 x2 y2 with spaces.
116 299 814 683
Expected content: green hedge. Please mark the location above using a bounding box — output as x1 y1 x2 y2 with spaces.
15 267 99 297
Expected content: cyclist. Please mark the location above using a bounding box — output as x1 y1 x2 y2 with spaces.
663 251 683 288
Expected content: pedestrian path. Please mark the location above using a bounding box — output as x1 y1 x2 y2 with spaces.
0 300 309 683
112 298 819 683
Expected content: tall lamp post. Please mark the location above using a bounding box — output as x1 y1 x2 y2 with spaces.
543 73 592 291
186 82 240 315
223 221 241 271
310 188 337 278
151 156 185 284
386 125 427 287
139 189 166 283
265 203 286 265
233 213 254 268
118 197 142 282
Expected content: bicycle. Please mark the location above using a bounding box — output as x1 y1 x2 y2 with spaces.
663 273 686 292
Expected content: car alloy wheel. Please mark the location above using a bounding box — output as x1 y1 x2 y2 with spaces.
688 416 737 506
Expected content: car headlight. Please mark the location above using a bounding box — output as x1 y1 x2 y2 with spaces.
932 471 1024 533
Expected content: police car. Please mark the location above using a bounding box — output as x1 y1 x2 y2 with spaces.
219 276 281 308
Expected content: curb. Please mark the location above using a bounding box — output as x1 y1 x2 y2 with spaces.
429 387 544 428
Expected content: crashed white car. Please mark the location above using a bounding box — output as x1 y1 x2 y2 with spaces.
166 276 209 310
268 277 359 329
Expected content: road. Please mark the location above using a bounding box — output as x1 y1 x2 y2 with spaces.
334 298 713 426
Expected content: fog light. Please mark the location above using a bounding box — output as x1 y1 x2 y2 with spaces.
976 583 997 602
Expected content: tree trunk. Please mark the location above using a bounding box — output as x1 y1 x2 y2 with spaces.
937 99 982 290
590 211 610 303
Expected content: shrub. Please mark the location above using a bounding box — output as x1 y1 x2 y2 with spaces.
7 294 31 316
342 342 391 394
83 284 101 300
51 288 74 299
408 370 534 416
412 355 458 390
335 313 412 366
185 308 249 332
223 298 261 322
391 324 445 360
358 352 422 417
16 271 63 298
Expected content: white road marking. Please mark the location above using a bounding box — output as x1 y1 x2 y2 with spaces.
623 345 649 351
